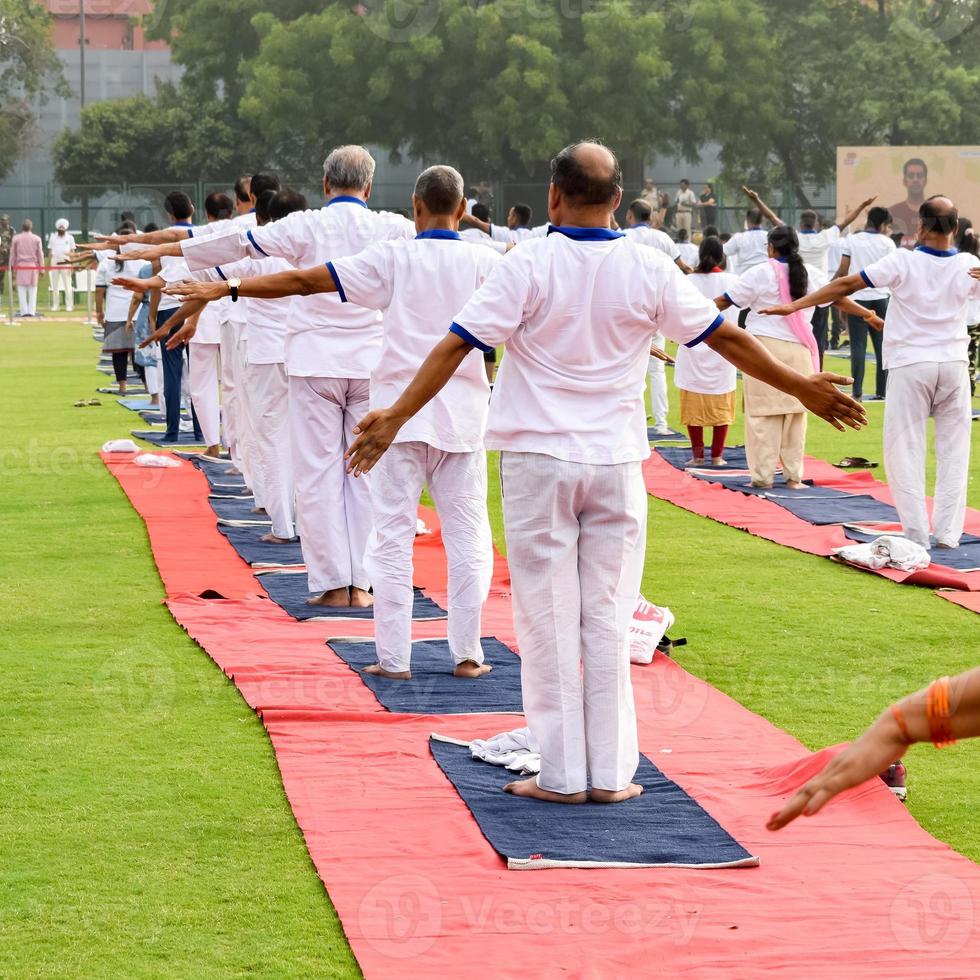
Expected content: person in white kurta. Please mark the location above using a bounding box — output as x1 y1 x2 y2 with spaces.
47 220 76 312
343 142 866 804
176 146 416 608
761 197 979 549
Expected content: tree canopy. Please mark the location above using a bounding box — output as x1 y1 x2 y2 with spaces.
0 0 66 181
52 0 980 198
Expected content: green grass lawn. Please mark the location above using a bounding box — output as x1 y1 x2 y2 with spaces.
1 322 977 977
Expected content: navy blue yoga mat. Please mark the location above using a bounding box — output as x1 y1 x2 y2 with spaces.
843 529 980 571
117 397 152 411
217 525 303 566
327 637 520 713
764 489 899 525
259 570 447 620
132 429 205 446
647 427 686 442
656 445 749 470
429 739 759 870
209 495 270 524
99 386 148 395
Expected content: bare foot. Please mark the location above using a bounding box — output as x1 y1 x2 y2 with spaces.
204 444 222 458
224 467 242 476
307 587 351 607
363 663 412 680
349 587 374 608
504 777 587 804
784 480 806 490
750 482 773 490
250 506 268 515
149 397 160 408
260 532 294 544
454 660 493 678
590 784 644 804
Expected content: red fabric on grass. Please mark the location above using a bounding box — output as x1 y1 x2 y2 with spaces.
104 454 980 977
643 453 980 595
936 590 980 614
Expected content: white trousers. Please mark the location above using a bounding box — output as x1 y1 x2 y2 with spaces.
365 442 493 673
49 268 73 311
884 361 972 548
647 335 668 428
17 286 37 316
145 360 162 398
219 320 245 474
500 452 645 795
189 342 221 447
243 362 294 539
289 376 373 593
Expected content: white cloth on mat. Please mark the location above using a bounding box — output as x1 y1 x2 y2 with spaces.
835 535 930 572
133 453 181 468
628 598 675 665
470 727 541 775
102 439 140 453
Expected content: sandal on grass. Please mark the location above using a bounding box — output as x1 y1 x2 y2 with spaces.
835 456 878 469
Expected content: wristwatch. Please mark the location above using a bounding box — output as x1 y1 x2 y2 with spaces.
228 277 242 302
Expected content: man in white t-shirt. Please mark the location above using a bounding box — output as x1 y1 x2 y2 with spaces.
460 202 546 244
174 146 415 609
674 179 698 235
760 196 978 549
836 206 895 401
170 166 499 682
47 219 76 312
344 141 865 804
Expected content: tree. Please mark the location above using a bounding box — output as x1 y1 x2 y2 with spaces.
52 85 244 198
0 0 66 181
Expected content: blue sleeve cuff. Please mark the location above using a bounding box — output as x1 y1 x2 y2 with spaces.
215 266 227 281
685 313 725 348
450 321 494 354
859 270 875 289
325 261 347 303
186 228 193 239
722 292 735 306
246 229 269 257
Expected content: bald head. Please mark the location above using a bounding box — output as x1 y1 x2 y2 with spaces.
550 141 622 206
919 195 958 236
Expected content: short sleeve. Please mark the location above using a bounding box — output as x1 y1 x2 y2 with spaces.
94 257 109 287
182 230 250 271
328 242 394 311
489 224 515 244
654 261 724 348
451 252 533 351
723 235 737 256
724 263 766 309
860 250 903 291
244 211 310 263
825 226 841 245
840 237 853 257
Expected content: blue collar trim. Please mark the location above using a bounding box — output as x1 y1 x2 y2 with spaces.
799 229 819 234
547 225 624 241
416 229 461 240
915 244 957 257
325 196 369 209
248 208 256 214
171 221 193 227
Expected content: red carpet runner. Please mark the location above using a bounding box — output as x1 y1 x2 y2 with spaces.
104 452 980 978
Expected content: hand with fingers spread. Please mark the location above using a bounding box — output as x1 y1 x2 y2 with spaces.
795 372 866 431
345 409 407 477
165 320 197 349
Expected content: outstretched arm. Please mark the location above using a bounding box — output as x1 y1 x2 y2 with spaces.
836 197 876 231
165 263 337 303
768 667 980 830
742 186 783 226
759 273 866 316
345 333 473 475
705 322 866 431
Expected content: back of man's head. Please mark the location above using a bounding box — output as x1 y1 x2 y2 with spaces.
250 172 281 199
676 227 689 242
867 206 892 231
550 140 622 207
164 191 194 221
746 208 763 227
204 192 233 221
702 224 719 238
919 196 958 236
269 188 308 222
471 202 491 222
234 176 251 204
511 203 532 227
799 209 818 230
628 199 652 223
414 165 465 215
323 145 376 193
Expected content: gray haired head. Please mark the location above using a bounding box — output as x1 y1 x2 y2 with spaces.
323 145 376 193
413 165 465 215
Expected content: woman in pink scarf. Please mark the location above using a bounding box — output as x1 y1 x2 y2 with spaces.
10 219 44 317
715 226 882 488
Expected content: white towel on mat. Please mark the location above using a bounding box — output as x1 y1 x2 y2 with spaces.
470 727 541 775
835 535 930 572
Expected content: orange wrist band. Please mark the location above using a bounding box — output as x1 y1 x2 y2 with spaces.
891 703 912 745
926 676 956 748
